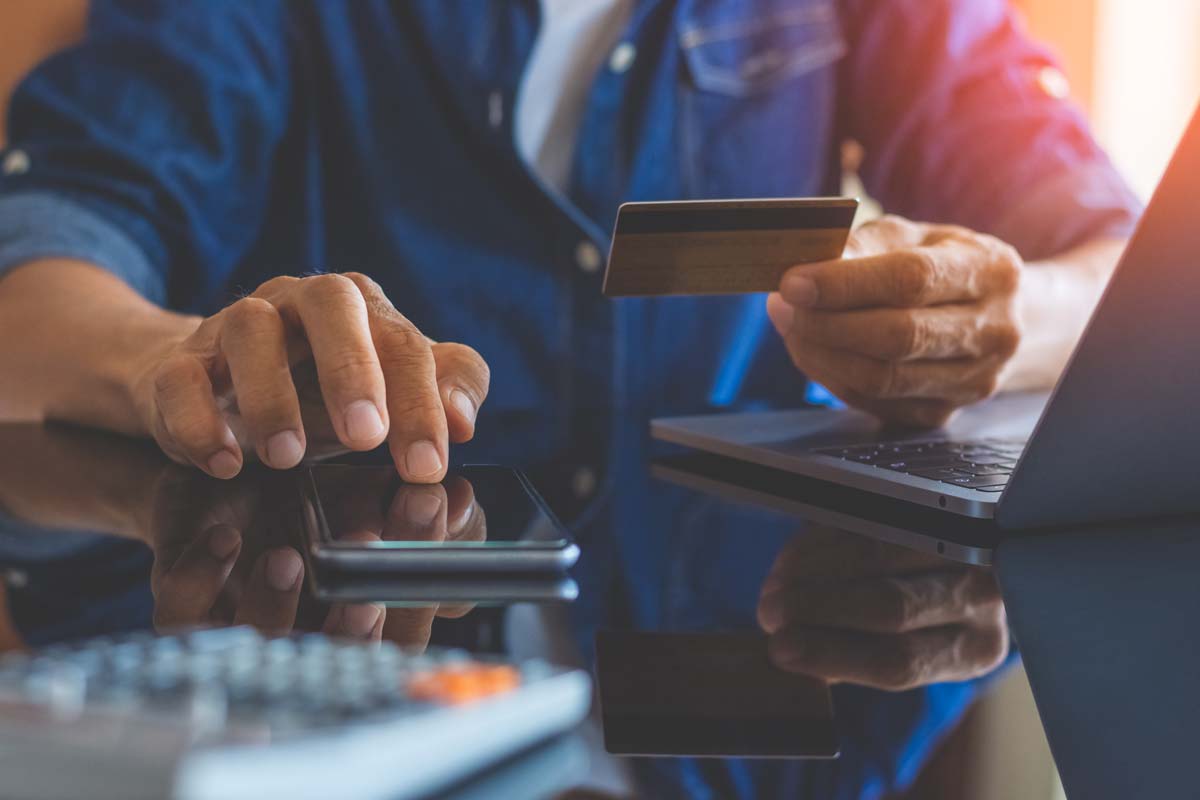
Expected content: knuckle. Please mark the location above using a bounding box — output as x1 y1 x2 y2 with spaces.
340 271 381 296
376 321 431 367
253 275 300 298
894 251 935 306
222 296 279 335
304 272 363 305
436 343 491 386
877 215 915 238
888 314 922 359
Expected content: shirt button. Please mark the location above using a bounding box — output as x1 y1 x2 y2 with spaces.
1 149 31 177
574 240 603 274
571 467 598 499
609 42 636 74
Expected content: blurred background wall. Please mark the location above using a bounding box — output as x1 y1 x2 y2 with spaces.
1015 0 1200 199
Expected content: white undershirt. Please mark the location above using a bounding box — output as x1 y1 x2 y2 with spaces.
514 0 634 194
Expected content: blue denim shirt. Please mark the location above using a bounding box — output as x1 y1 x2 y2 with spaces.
0 2 1139 796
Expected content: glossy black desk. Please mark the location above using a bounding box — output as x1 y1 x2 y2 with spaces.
0 421 1183 799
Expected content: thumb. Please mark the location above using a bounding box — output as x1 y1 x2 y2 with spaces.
430 342 491 443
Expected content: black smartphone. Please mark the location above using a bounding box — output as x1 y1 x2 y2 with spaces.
299 464 579 574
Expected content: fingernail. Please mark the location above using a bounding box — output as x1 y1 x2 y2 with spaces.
340 605 383 637
266 430 304 468
403 490 442 525
449 389 476 425
781 274 818 308
757 590 786 633
344 401 385 443
405 440 443 479
266 549 303 592
207 526 241 560
207 450 241 479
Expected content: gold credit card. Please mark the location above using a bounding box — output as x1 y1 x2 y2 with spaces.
602 197 859 297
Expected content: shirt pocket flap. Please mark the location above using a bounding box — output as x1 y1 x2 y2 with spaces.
679 2 847 96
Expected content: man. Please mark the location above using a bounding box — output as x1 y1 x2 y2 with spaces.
0 0 1138 486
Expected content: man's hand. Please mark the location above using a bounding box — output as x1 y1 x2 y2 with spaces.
757 528 1009 691
130 272 489 480
767 216 1023 428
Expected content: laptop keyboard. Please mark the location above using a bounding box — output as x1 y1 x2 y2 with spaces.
813 438 1026 493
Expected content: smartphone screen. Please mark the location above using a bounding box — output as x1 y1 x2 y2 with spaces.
303 464 571 551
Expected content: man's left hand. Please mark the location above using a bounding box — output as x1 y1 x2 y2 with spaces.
767 215 1024 427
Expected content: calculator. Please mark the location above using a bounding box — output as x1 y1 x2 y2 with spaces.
0 627 591 800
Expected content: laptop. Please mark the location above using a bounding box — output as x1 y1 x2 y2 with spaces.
653 103 1200 531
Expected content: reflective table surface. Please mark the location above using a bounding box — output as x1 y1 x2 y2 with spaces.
0 418 1167 799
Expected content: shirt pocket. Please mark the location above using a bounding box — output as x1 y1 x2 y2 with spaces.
676 0 847 197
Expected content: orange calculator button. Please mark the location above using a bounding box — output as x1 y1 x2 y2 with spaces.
407 663 522 705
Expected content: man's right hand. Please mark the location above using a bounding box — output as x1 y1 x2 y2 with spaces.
130 272 489 481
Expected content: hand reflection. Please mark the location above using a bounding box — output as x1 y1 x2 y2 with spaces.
313 469 487 647
147 463 489 651
149 467 386 639
757 528 1008 691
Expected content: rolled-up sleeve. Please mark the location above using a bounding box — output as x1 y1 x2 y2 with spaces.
838 0 1142 260
0 0 293 309
0 191 164 301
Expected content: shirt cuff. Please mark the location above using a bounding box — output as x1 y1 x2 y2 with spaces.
988 162 1144 261
0 191 165 302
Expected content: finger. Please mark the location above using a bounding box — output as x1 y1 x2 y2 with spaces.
152 351 242 478
152 524 242 629
788 304 1021 362
779 236 1019 311
431 342 491 443
344 273 448 483
383 483 448 542
768 623 1010 691
233 547 304 633
760 528 944 592
444 476 487 543
265 273 390 452
382 606 437 651
758 567 1002 634
323 603 385 641
781 341 1003 406
219 298 306 468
